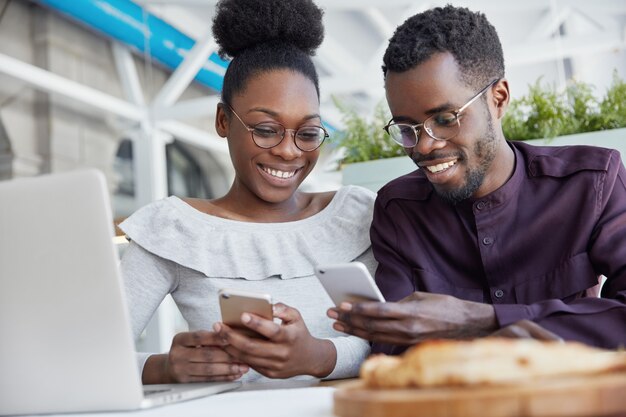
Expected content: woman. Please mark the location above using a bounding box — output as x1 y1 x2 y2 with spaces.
119 0 376 384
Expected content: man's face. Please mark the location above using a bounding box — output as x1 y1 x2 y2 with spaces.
385 52 502 204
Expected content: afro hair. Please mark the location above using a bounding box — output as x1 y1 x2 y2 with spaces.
212 0 324 102
382 5 504 89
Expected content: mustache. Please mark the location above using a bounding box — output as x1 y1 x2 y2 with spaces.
412 152 464 165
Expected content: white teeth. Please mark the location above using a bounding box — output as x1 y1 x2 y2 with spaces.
263 166 296 179
426 160 456 173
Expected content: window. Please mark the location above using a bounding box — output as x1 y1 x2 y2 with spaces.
0 115 12 180
113 138 221 217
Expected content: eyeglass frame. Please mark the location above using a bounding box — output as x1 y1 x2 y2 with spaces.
222 102 329 152
383 78 500 148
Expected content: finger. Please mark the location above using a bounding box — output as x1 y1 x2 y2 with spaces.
222 336 289 364
173 330 227 347
336 313 415 336
334 322 418 345
339 301 409 319
219 326 276 356
327 308 339 319
185 361 249 378
272 303 301 323
336 305 412 333
183 374 243 383
401 291 429 302
520 320 562 341
240 312 282 340
185 346 235 364
507 320 563 342
491 326 530 339
223 346 285 372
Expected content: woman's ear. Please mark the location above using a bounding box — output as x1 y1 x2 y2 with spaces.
215 103 229 138
492 79 510 120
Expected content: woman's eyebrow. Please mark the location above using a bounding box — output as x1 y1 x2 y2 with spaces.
247 107 321 121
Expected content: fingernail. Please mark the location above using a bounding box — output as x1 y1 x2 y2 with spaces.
213 323 221 332
327 309 338 319
272 305 283 314
340 302 353 311
241 313 251 324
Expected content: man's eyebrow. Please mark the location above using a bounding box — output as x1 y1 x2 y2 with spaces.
391 102 457 123
424 102 456 115
247 107 321 121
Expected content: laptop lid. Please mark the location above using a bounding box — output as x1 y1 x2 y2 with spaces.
0 170 240 415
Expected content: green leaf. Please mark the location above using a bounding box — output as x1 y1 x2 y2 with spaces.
503 72 626 141
333 98 405 164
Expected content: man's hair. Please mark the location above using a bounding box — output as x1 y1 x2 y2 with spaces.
212 0 324 104
382 5 504 89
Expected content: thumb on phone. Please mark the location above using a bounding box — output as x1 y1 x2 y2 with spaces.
272 303 301 324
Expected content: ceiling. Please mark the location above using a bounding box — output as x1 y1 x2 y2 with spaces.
1 0 625 194
136 0 626 129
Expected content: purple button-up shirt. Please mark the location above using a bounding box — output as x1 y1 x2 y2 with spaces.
371 141 626 355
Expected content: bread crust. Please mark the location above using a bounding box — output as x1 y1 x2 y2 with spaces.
361 338 626 388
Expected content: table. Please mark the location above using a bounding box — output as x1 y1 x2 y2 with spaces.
21 379 345 417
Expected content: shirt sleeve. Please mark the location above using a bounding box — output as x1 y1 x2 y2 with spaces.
322 247 376 379
120 241 179 377
324 335 371 380
369 196 417 355
495 150 626 349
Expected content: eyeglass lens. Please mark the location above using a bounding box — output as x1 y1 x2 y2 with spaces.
252 123 326 151
385 79 498 147
386 112 460 147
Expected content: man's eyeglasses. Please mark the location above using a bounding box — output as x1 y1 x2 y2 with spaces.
383 79 499 148
224 103 329 152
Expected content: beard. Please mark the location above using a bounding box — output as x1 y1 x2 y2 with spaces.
434 119 498 205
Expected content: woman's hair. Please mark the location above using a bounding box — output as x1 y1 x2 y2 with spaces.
382 5 504 89
212 0 324 104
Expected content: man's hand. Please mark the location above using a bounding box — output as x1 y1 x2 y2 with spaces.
490 320 563 341
142 330 249 384
213 303 337 379
327 291 497 345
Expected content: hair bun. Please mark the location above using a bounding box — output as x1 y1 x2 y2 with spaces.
212 0 324 59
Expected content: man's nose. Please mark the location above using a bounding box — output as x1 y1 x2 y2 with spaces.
414 129 447 156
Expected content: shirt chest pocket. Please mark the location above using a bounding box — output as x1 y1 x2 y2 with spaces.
412 268 484 302
512 252 601 304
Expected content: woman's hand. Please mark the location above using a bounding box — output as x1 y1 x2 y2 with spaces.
142 330 249 384
214 303 337 379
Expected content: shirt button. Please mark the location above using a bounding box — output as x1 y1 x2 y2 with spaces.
482 237 494 245
494 289 504 298
476 201 486 210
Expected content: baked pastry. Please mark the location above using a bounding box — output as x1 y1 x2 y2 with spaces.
361 338 626 388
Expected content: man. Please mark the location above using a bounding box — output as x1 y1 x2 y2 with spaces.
328 5 626 355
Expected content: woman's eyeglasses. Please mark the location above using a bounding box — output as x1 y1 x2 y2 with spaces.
224 103 329 152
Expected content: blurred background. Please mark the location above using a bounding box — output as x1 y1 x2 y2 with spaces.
1 0 625 351
1 0 625 215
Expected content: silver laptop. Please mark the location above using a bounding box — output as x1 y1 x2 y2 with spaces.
0 170 240 415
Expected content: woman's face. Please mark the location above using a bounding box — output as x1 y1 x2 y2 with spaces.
216 69 322 205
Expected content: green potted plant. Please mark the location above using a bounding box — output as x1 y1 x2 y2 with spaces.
503 71 626 150
335 72 626 191
333 99 415 191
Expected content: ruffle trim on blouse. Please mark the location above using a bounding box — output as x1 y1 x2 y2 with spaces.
119 185 375 280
